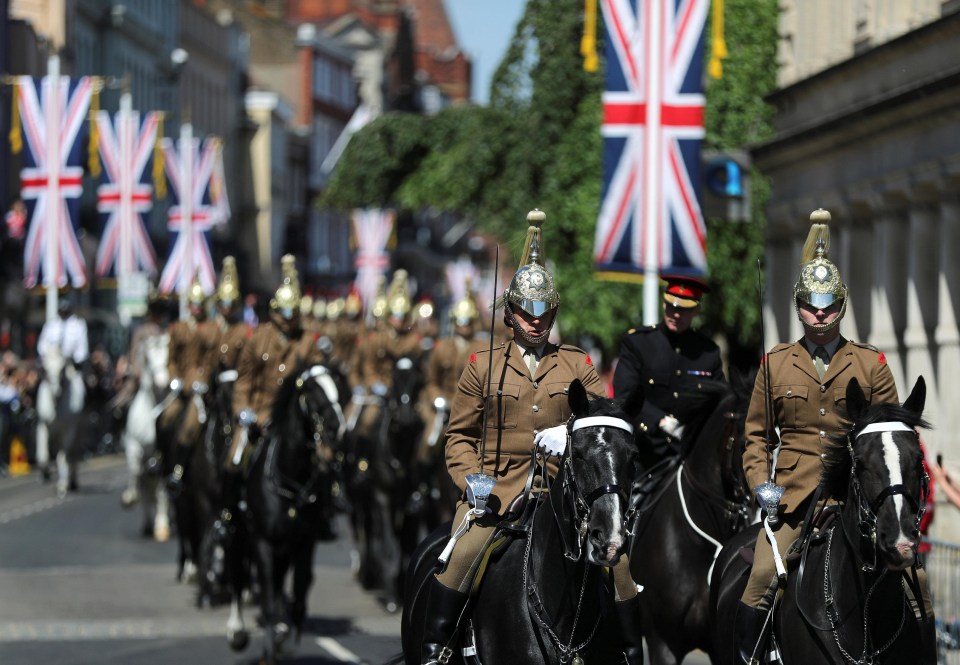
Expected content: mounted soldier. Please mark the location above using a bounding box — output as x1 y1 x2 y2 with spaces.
420 210 645 665
206 256 250 545
160 273 219 495
229 255 333 534
347 270 423 442
735 210 935 664
612 275 724 463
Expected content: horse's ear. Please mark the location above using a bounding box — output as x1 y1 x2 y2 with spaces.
845 378 867 421
568 379 589 417
903 375 926 416
621 387 644 421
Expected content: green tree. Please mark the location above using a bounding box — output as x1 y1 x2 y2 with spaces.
320 0 778 371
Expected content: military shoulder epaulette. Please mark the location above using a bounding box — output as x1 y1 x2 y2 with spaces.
848 340 881 353
627 325 657 335
768 343 793 354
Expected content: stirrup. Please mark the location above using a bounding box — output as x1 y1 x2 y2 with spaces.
424 646 453 665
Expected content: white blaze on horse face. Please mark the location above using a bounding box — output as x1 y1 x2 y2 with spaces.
881 432 912 551
592 429 624 563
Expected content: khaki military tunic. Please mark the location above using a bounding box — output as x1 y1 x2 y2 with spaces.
159 317 219 447
232 322 325 428
743 338 898 514
741 337 902 608
211 318 249 376
445 340 604 515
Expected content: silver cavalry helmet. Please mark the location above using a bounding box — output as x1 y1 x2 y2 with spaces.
270 254 302 320
502 209 560 345
793 209 848 333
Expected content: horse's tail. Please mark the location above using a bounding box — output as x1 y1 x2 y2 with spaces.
382 653 405 665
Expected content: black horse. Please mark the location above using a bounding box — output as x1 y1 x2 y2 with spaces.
628 374 753 664
226 361 343 665
346 355 426 611
398 379 643 665
194 369 236 607
711 376 935 664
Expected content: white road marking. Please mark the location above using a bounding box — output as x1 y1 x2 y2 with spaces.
316 636 364 663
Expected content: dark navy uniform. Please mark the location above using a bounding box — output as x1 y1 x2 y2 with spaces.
613 322 723 454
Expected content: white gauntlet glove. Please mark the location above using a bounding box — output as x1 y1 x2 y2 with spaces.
659 415 685 439
534 424 568 457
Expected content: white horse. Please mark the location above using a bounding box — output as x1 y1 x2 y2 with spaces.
35 346 86 498
121 332 172 542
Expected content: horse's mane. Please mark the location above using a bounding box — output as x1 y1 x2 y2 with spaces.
820 401 931 497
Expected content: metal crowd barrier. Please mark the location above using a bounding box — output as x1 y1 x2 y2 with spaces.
926 538 960 663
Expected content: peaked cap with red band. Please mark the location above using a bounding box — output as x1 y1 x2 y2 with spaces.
662 275 711 309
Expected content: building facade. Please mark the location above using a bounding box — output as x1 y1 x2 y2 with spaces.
754 1 960 539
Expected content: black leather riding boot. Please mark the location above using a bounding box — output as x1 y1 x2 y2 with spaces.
212 470 242 546
735 602 769 665
420 577 469 665
918 616 938 665
615 595 644 665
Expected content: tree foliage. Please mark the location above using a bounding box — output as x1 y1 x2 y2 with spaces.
320 0 778 369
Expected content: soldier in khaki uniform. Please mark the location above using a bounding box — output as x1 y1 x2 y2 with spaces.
735 210 935 664
160 273 220 493
205 257 249 544
419 211 645 665
346 270 423 441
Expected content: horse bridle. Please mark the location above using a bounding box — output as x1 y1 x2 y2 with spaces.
847 422 929 574
557 415 635 562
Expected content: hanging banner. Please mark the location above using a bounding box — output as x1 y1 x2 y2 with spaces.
158 127 228 296
13 73 93 288
95 93 161 278
594 0 709 281
351 208 395 314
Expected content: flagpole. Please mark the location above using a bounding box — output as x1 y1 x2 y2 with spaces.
178 122 193 320
642 0 664 326
44 54 60 322
118 91 132 278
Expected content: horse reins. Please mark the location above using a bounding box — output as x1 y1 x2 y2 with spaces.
521 415 634 663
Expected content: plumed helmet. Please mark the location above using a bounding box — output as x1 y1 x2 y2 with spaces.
216 256 241 308
450 278 480 327
371 276 388 320
313 297 327 320
793 209 848 332
187 271 206 306
327 297 345 321
386 269 412 319
504 209 560 317
300 294 314 317
344 289 363 318
271 254 301 318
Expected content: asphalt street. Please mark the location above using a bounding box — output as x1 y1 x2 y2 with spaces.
0 455 712 665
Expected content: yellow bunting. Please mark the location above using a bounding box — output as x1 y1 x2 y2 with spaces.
9 80 22 155
153 114 166 198
88 79 101 178
708 0 729 79
581 0 599 73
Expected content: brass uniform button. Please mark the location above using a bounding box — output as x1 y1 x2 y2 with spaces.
532 405 539 413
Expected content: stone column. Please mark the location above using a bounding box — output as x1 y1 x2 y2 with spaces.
936 196 960 457
904 198 939 447
868 195 908 392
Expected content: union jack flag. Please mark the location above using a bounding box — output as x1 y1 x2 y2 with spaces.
351 208 395 313
94 103 161 278
14 75 93 289
594 0 708 277
158 132 227 296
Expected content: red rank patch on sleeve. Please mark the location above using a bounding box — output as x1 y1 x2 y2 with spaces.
585 354 593 366
878 352 886 364
469 352 477 363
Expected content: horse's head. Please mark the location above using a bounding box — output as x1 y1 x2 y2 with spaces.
387 356 425 446
822 376 930 572
275 363 346 459
564 379 643 567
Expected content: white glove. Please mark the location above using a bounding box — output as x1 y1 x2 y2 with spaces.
371 382 388 397
659 415 685 439
534 425 568 457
